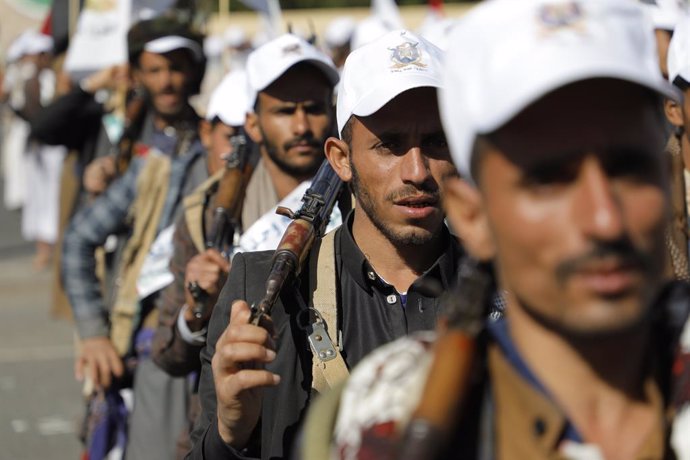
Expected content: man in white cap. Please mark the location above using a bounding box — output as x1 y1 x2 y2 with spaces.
324 16 356 69
188 29 460 460
303 1 690 459
241 33 338 226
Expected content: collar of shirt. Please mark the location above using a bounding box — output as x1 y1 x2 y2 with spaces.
487 318 667 458
338 211 460 296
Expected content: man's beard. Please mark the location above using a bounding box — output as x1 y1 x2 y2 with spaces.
260 127 325 178
350 158 440 247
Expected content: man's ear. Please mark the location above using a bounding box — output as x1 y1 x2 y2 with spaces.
244 111 263 144
443 176 496 261
199 120 212 150
325 137 352 182
665 98 684 129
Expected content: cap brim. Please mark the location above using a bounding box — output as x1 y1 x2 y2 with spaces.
249 57 340 109
144 36 204 62
350 73 442 119
479 60 679 136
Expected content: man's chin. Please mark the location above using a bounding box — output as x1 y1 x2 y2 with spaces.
521 296 653 341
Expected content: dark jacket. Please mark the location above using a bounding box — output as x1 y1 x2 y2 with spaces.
188 217 463 460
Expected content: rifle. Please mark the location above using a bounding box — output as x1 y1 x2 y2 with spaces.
398 258 492 460
189 133 255 319
248 160 343 327
115 87 148 175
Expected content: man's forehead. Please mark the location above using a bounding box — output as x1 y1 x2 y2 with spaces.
484 79 664 165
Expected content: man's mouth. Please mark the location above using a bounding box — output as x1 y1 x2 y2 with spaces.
393 195 440 219
286 140 320 154
394 195 439 208
571 258 642 296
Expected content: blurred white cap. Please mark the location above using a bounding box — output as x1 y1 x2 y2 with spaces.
246 33 339 109
144 35 204 62
207 70 250 126
440 0 677 179
325 17 357 48
668 12 690 86
224 26 247 48
641 0 685 31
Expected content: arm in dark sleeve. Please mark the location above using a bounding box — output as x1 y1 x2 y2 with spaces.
152 214 204 376
187 253 258 460
30 86 104 149
62 158 143 339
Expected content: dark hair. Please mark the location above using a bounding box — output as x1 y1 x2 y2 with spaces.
340 117 354 146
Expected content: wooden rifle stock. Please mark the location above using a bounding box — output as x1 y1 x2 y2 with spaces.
398 258 491 460
190 134 254 319
115 89 148 175
205 134 254 252
249 160 342 327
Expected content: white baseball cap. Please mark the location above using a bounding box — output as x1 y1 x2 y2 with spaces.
336 29 444 136
24 32 53 56
668 13 690 87
325 17 357 49
245 33 339 109
144 35 204 62
440 0 678 180
641 0 685 31
206 70 250 127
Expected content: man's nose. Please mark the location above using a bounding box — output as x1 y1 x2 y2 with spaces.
291 106 311 136
574 156 625 242
400 147 432 186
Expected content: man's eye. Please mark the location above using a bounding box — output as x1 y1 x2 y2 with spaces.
603 148 660 182
375 141 400 152
423 135 448 149
521 160 580 187
305 104 326 115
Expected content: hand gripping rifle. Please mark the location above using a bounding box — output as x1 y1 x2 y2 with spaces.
398 258 492 460
189 133 255 319
248 160 343 327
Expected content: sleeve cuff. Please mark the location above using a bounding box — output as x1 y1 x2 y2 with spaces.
177 304 207 345
201 418 249 459
75 316 110 340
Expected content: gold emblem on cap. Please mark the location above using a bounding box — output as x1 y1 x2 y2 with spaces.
389 41 426 70
537 2 586 35
282 43 303 56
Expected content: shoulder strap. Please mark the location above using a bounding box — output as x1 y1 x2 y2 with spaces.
183 169 224 254
310 229 349 393
110 154 171 356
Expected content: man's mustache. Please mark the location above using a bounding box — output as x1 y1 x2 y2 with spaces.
386 184 440 203
554 239 654 285
283 136 322 151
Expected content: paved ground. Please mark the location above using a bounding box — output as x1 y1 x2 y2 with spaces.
0 179 83 460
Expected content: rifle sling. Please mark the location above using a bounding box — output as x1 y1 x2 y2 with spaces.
309 229 349 393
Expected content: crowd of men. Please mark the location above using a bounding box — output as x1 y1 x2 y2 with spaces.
2 0 690 459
